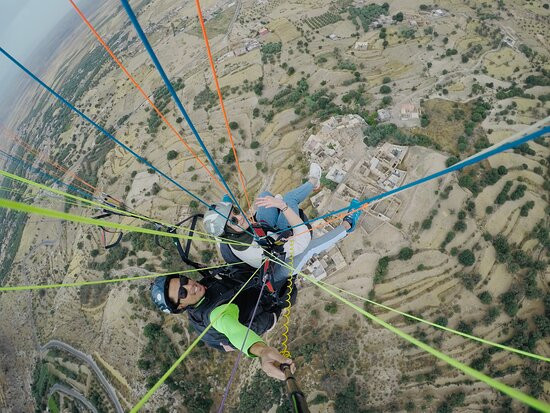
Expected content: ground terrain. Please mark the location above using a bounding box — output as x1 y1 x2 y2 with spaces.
0 0 549 412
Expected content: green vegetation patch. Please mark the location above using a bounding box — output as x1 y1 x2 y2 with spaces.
304 11 342 30
47 397 60 413
31 361 56 412
363 123 436 150
193 86 217 111
348 3 389 32
138 323 214 412
146 79 184 134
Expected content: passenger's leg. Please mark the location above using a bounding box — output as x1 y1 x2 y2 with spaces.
271 224 348 289
255 191 279 227
276 182 315 229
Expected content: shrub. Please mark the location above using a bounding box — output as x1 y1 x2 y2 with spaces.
509 184 526 200
459 272 481 290
229 121 239 130
324 302 338 314
166 150 178 160
250 141 260 149
421 216 433 230
483 306 500 325
458 249 475 266
380 85 391 94
392 12 404 22
382 95 392 106
456 321 472 335
478 291 492 304
383 76 392 84
434 316 448 327
441 231 455 247
520 201 535 217
499 285 521 316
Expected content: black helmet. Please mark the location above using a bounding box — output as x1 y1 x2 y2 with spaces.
150 275 184 314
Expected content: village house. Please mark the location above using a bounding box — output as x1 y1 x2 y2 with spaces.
400 102 420 120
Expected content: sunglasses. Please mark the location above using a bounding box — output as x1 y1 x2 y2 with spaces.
177 275 190 301
227 206 241 226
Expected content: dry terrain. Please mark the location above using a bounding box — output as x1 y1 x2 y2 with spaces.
0 0 549 412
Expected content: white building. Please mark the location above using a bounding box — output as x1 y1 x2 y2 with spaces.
305 260 327 280
245 40 261 51
432 9 447 17
354 41 369 50
326 164 346 183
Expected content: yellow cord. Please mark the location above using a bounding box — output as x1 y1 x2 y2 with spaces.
280 240 294 358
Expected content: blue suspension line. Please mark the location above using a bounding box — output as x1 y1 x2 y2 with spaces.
0 149 95 201
276 126 550 234
119 0 255 234
0 47 243 233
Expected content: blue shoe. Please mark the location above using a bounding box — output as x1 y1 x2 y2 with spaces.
343 198 363 233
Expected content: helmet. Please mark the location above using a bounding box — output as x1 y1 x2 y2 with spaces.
203 202 232 237
150 275 181 314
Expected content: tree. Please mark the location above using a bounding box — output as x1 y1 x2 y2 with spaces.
383 76 392 84
374 256 390 283
398 247 414 260
250 141 260 149
446 156 459 167
229 121 239 130
392 12 404 22
492 235 510 262
380 85 391 94
458 249 475 266
478 291 492 304
453 220 466 232
382 95 392 106
421 114 430 127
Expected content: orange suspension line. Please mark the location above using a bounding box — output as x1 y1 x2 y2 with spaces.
68 0 228 195
194 0 253 212
2 127 95 195
290 203 370 240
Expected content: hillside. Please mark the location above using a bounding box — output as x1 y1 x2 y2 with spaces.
0 0 548 412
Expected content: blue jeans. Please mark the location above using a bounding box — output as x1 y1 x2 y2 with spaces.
255 182 314 230
271 224 348 290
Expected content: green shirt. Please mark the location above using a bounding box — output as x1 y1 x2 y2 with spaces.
210 303 264 356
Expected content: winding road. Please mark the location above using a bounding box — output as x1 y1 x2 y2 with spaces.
41 340 123 413
48 384 98 413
